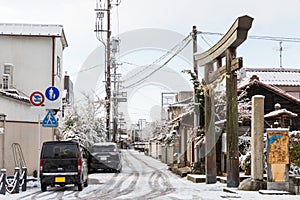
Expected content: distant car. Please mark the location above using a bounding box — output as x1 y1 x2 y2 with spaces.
89 142 122 173
39 141 89 192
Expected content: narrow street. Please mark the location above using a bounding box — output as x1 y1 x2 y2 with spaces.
4 149 218 200
3 149 299 200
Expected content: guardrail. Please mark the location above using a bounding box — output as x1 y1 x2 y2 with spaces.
0 167 27 195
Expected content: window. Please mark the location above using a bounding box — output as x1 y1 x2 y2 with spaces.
4 65 11 75
2 75 9 90
57 56 61 77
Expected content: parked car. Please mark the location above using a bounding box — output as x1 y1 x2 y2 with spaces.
39 140 89 191
89 142 122 173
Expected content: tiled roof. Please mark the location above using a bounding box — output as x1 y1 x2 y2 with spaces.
243 67 300 86
0 23 68 47
238 75 300 105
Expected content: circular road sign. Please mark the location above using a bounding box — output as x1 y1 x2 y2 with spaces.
45 86 60 101
30 91 45 106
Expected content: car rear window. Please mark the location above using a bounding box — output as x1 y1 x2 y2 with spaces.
42 143 79 159
93 144 116 152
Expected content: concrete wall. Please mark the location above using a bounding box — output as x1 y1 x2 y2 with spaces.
166 145 174 165
0 96 45 121
1 121 53 175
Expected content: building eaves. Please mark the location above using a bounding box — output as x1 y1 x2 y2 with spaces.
0 23 68 48
238 76 300 105
169 96 193 107
0 90 30 104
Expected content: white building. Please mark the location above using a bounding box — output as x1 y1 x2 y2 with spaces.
0 23 68 175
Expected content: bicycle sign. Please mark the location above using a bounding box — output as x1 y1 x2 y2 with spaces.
30 91 45 106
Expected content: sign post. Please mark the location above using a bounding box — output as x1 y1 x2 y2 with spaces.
30 91 45 106
45 86 60 101
42 110 58 128
30 91 45 182
30 87 60 181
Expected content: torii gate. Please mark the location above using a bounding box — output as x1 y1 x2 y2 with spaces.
194 15 253 187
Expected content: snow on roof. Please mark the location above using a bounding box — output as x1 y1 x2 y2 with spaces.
238 75 300 105
168 96 193 107
244 67 300 86
167 111 192 125
0 23 68 47
0 89 30 103
264 108 298 118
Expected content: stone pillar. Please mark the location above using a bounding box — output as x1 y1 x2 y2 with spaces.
238 95 266 191
251 95 265 180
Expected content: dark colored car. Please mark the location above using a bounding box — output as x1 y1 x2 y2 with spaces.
89 142 122 173
39 141 89 191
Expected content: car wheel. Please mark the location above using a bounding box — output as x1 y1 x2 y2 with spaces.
84 178 88 187
41 183 47 192
78 182 83 191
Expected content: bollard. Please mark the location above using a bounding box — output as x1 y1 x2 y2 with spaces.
21 167 27 191
295 177 300 195
0 169 6 195
15 167 20 193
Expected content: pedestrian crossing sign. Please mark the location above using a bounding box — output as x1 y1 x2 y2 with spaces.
42 110 58 127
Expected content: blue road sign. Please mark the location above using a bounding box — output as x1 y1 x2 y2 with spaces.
42 110 58 127
45 86 60 101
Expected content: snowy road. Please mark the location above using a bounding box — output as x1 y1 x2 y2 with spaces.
1 149 300 200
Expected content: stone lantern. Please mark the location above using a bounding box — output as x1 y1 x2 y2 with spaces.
264 103 297 129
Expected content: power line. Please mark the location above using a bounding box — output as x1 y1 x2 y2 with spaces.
122 34 191 83
197 31 300 43
123 36 192 89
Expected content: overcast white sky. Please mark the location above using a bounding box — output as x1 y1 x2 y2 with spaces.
1 0 300 76
1 0 300 122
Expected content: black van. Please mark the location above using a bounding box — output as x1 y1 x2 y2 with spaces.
40 141 89 191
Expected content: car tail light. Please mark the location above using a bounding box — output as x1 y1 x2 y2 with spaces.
40 159 43 173
78 158 82 173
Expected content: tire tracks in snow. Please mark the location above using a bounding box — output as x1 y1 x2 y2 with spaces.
91 150 140 199
127 150 176 199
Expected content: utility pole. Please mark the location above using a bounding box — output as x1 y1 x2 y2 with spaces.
192 26 199 131
111 38 120 142
106 0 112 141
95 0 112 141
111 37 120 142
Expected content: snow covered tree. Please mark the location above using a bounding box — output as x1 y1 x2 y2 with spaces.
59 94 106 148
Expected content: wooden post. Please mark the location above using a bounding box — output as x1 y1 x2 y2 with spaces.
226 48 240 187
205 63 217 184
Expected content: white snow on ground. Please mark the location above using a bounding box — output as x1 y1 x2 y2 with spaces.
1 150 300 200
